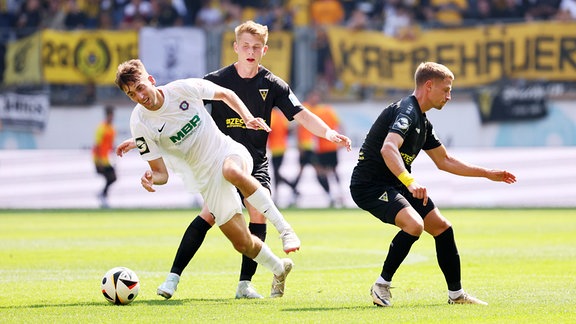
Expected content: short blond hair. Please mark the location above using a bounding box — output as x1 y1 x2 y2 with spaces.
234 20 268 45
414 62 454 87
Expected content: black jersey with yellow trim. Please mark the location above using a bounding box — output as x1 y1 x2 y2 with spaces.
351 95 442 185
204 64 303 166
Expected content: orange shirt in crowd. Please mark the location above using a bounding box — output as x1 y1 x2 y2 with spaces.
311 104 340 153
93 122 115 166
296 105 315 151
310 0 345 26
268 108 290 156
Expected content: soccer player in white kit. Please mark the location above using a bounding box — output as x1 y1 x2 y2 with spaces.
114 59 294 297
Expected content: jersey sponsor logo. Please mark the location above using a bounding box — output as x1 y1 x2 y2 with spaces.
379 191 388 202
179 101 189 111
401 152 416 165
158 123 166 132
392 114 411 134
135 137 150 155
415 128 420 134
259 89 268 101
169 114 201 144
225 117 246 129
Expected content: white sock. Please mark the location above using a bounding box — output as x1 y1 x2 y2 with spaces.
253 243 284 276
376 276 391 286
245 186 290 233
166 273 180 283
449 289 464 299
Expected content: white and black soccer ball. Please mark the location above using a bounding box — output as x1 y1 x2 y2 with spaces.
101 267 140 305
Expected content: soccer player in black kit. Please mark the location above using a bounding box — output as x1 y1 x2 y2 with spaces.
350 62 516 307
156 20 352 299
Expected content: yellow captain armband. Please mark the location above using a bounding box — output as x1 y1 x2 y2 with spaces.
398 170 415 187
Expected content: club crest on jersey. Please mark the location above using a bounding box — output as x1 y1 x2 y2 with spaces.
379 191 389 202
259 89 268 101
180 101 189 111
135 137 150 155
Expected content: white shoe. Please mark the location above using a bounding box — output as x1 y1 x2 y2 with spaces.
235 280 263 299
448 292 488 305
280 228 300 253
157 273 180 299
97 193 109 209
370 283 392 307
271 258 293 298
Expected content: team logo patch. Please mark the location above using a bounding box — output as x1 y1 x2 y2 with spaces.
135 137 150 155
259 89 268 101
378 191 389 202
180 101 189 110
392 114 411 134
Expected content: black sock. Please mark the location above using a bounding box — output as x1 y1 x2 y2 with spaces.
381 230 419 281
170 216 212 275
435 227 462 291
103 172 117 195
317 175 330 194
239 223 267 281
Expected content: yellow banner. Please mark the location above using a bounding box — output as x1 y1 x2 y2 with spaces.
221 31 293 82
41 30 138 85
4 33 43 85
327 21 576 89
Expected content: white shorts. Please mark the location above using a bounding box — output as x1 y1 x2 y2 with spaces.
201 143 253 226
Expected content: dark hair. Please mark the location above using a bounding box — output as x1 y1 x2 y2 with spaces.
105 105 114 116
115 59 146 91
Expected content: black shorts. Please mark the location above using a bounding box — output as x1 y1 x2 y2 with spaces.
316 151 338 168
238 159 271 201
350 182 436 225
96 164 116 179
271 154 284 170
299 149 316 166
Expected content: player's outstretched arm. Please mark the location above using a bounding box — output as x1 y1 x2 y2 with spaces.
485 169 517 184
212 86 271 132
293 109 352 151
426 145 517 184
116 138 136 157
141 158 169 192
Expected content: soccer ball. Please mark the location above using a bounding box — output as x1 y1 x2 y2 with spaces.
101 266 140 305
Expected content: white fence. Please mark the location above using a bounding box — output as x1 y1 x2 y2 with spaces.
1 147 574 209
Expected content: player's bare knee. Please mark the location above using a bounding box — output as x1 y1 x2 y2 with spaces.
400 216 424 236
397 211 424 236
231 236 254 255
222 166 245 185
404 222 424 236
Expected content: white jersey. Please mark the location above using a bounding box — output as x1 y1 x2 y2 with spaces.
130 78 241 193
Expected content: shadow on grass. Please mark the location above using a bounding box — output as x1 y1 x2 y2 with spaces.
1 299 447 310
138 297 232 306
281 302 447 312
0 297 244 309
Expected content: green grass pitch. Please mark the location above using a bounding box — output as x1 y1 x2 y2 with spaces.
1 208 575 323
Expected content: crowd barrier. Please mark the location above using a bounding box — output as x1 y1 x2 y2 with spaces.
1 147 574 209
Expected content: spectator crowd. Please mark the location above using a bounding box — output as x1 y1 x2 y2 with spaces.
0 0 574 37
1 0 574 93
